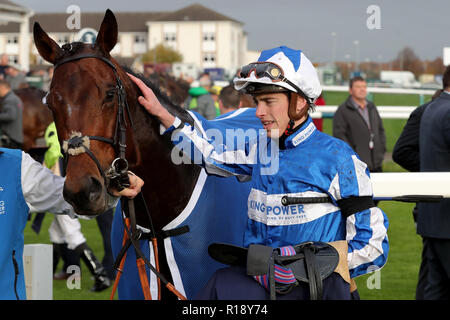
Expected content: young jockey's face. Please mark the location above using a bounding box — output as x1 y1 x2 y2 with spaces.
254 92 290 138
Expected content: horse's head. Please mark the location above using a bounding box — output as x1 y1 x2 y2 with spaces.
33 10 137 215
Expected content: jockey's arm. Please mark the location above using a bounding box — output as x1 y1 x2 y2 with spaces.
330 152 389 278
129 73 253 180
21 151 143 218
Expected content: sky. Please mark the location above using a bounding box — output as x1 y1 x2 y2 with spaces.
12 0 450 64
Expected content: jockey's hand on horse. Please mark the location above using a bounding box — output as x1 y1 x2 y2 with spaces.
111 171 144 199
128 73 175 129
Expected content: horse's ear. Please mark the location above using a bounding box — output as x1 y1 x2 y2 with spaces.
95 9 118 55
33 22 62 64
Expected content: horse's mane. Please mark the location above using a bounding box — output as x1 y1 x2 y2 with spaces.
122 66 195 126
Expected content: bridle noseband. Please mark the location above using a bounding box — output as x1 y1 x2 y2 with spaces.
54 50 133 192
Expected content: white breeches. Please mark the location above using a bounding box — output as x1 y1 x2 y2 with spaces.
48 214 86 250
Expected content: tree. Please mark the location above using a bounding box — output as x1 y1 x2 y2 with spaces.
424 57 444 75
392 46 424 77
141 44 183 64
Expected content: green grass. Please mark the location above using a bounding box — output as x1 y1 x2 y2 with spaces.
23 92 425 299
322 91 431 107
354 201 422 299
24 216 114 300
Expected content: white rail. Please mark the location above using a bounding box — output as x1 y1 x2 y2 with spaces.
322 85 436 95
311 106 416 119
371 172 450 198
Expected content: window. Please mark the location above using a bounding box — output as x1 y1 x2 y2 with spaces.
7 36 18 44
203 53 216 62
203 32 215 41
164 32 176 42
9 55 18 64
57 35 70 45
134 34 146 43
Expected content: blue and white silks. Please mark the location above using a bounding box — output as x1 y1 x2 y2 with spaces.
111 108 389 299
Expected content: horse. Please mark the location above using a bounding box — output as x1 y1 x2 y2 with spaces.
145 71 190 106
33 9 256 299
17 86 53 152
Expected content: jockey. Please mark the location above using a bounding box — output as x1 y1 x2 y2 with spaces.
129 46 389 300
0 147 143 299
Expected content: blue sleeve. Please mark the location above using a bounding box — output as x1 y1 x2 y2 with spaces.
329 148 389 278
346 207 389 278
166 117 255 180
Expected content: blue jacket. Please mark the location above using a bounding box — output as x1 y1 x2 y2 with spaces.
0 148 29 299
169 109 389 278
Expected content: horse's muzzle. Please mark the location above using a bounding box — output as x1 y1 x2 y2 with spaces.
63 175 107 215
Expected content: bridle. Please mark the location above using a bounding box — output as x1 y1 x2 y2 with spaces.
53 47 187 300
54 49 132 193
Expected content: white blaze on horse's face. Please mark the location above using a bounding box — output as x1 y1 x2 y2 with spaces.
67 103 73 117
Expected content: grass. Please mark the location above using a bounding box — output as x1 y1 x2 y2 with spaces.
354 201 422 299
24 216 114 300
23 91 425 299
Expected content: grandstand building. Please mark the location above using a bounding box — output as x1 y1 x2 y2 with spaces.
0 2 251 73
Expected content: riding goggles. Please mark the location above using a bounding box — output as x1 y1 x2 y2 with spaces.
238 62 310 101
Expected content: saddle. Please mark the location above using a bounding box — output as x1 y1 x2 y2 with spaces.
208 241 339 300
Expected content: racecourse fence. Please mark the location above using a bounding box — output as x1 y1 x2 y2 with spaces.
312 85 438 119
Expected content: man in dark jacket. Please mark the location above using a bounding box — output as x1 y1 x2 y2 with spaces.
392 88 442 300
417 66 450 299
0 79 23 149
333 76 386 172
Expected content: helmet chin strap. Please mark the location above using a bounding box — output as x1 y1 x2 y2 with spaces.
284 119 296 136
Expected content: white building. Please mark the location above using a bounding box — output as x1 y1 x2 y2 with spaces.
0 2 253 74
0 0 33 69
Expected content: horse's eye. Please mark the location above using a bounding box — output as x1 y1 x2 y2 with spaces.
105 90 115 102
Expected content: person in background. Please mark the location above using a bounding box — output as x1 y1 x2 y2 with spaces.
312 93 326 131
239 92 257 108
218 84 241 115
416 65 450 300
0 80 23 149
392 88 443 300
0 54 9 80
210 85 222 117
184 73 217 119
333 76 386 174
4 64 27 90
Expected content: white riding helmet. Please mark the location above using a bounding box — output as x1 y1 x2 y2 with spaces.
234 46 322 104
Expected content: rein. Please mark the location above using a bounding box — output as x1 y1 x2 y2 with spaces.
53 50 186 300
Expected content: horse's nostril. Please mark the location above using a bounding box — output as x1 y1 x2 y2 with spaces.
87 176 103 201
